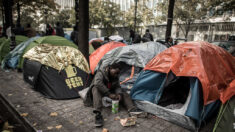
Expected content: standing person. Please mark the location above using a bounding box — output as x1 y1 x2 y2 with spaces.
46 24 53 35
70 26 78 45
129 29 141 44
14 24 24 36
83 64 142 127
142 29 153 42
102 36 110 45
165 36 173 48
24 23 36 38
55 22 64 37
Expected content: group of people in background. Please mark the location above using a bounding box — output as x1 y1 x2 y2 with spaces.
3 22 67 40
129 29 174 47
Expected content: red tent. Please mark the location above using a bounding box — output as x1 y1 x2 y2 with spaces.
145 41 235 105
89 41 126 74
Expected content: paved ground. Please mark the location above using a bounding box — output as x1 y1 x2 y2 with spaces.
0 69 215 132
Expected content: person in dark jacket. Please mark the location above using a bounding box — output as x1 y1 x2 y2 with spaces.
129 30 141 44
24 23 36 38
55 22 64 37
85 64 140 127
70 26 78 45
46 24 54 36
142 29 153 42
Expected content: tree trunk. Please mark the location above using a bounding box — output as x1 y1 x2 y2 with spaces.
184 21 191 39
3 0 13 34
1 7 5 36
17 2 21 26
78 0 89 63
134 0 138 32
165 0 175 42
75 0 79 30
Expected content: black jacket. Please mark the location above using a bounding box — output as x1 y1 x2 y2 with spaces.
83 68 122 106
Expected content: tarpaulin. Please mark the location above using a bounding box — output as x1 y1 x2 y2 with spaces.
145 41 235 105
23 44 89 73
89 41 126 74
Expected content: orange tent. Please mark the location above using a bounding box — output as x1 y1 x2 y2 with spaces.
145 41 235 105
89 41 126 74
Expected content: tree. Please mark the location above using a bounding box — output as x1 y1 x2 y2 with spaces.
165 0 175 41
78 0 89 62
89 0 122 36
9 0 58 26
156 0 207 39
123 2 154 31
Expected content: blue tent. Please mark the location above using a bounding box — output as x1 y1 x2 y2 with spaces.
131 71 220 130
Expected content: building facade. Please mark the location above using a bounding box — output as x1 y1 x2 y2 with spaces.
54 0 75 10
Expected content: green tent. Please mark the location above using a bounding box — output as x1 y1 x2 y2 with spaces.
0 35 28 62
19 36 78 68
0 37 7 46
213 96 235 132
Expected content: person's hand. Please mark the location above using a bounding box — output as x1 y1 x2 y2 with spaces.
116 94 122 101
109 94 116 100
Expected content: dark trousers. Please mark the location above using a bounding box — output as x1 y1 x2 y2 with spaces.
92 87 135 112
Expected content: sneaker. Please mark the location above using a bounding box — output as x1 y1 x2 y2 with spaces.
94 111 104 127
129 108 147 117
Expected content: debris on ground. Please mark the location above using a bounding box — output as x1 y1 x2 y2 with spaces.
47 126 53 130
55 125 62 129
33 123 37 126
120 117 136 127
102 128 109 132
20 113 28 117
49 112 58 117
79 121 83 125
2 121 14 132
114 116 120 121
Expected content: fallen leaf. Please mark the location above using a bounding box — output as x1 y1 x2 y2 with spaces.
79 121 83 124
50 112 58 117
20 113 28 117
47 126 53 130
102 128 109 132
104 118 107 121
8 94 13 96
114 116 120 121
55 125 62 129
33 123 37 126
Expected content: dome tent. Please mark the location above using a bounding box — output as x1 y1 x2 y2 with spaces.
95 42 167 93
89 41 126 74
1 36 79 70
23 37 90 99
1 36 40 69
131 41 235 130
0 35 28 62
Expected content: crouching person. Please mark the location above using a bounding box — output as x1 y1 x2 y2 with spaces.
84 64 139 127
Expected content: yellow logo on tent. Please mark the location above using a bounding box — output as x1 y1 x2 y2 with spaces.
65 65 83 89
65 77 83 89
65 65 77 78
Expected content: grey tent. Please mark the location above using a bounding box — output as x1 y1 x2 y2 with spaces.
95 42 167 93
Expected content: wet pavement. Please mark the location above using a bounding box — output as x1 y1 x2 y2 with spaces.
0 69 215 132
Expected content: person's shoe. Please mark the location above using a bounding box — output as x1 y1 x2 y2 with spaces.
94 111 104 127
129 108 147 117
